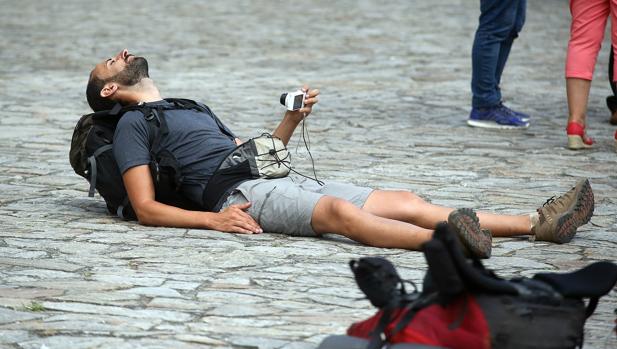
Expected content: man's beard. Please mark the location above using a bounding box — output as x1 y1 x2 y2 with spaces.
111 56 149 86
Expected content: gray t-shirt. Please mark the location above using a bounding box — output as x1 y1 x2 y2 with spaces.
113 100 237 205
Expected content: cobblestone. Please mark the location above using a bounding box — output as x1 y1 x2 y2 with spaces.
0 0 616 348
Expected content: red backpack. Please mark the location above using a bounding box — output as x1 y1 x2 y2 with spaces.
326 223 617 349
347 293 489 349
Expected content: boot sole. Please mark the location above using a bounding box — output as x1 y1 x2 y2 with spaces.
573 179 594 228
552 179 594 244
554 211 578 244
448 208 492 259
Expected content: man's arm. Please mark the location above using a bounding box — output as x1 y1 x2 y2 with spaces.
122 165 262 234
272 86 320 146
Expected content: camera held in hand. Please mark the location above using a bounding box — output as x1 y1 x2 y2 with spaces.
280 90 306 111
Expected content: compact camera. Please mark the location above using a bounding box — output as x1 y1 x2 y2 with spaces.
280 90 306 111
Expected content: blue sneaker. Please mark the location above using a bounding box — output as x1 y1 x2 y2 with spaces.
467 105 530 129
498 103 530 123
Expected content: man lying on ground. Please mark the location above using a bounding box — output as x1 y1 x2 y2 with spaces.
83 49 595 258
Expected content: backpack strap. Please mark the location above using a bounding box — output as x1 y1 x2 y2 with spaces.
390 293 440 337
116 196 131 219
108 102 124 116
138 105 168 159
165 98 236 140
164 98 208 113
584 297 599 319
149 107 168 153
145 106 185 193
367 307 393 349
205 105 236 140
87 144 113 197
533 261 617 318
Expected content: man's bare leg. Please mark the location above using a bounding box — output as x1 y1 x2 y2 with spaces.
311 196 433 250
361 190 531 237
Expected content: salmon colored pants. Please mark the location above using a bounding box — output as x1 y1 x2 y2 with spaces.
566 0 617 81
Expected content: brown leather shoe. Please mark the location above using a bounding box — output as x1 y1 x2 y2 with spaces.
533 179 594 243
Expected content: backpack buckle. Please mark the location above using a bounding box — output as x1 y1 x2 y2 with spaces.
144 108 157 121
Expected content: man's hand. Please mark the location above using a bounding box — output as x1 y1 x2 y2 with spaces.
288 85 320 122
214 202 262 234
122 165 262 233
273 85 320 145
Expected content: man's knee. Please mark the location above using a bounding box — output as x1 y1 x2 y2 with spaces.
397 191 425 206
394 191 429 219
312 196 359 234
380 190 427 209
363 190 427 217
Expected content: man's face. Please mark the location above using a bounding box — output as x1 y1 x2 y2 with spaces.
91 49 149 86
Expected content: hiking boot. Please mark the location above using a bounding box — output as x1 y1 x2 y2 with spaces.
468 105 530 129
532 179 594 244
448 208 492 259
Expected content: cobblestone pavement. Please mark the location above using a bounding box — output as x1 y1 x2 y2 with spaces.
0 0 616 348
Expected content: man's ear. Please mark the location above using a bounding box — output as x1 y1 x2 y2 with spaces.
100 82 118 99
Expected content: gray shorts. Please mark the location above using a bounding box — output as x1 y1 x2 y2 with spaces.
219 176 373 237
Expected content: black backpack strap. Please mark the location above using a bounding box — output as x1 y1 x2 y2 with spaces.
585 297 599 319
367 307 393 349
390 293 439 337
533 261 617 299
154 149 184 191
87 157 97 197
206 105 236 140
108 102 124 116
144 106 184 193
164 98 212 115
534 261 617 319
165 98 236 140
87 144 113 197
116 195 131 219
148 107 168 153
165 98 204 111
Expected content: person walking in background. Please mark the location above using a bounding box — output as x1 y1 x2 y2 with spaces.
606 47 617 149
467 0 530 130
566 0 617 150
605 47 617 126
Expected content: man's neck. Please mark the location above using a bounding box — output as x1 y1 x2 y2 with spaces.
128 78 162 104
